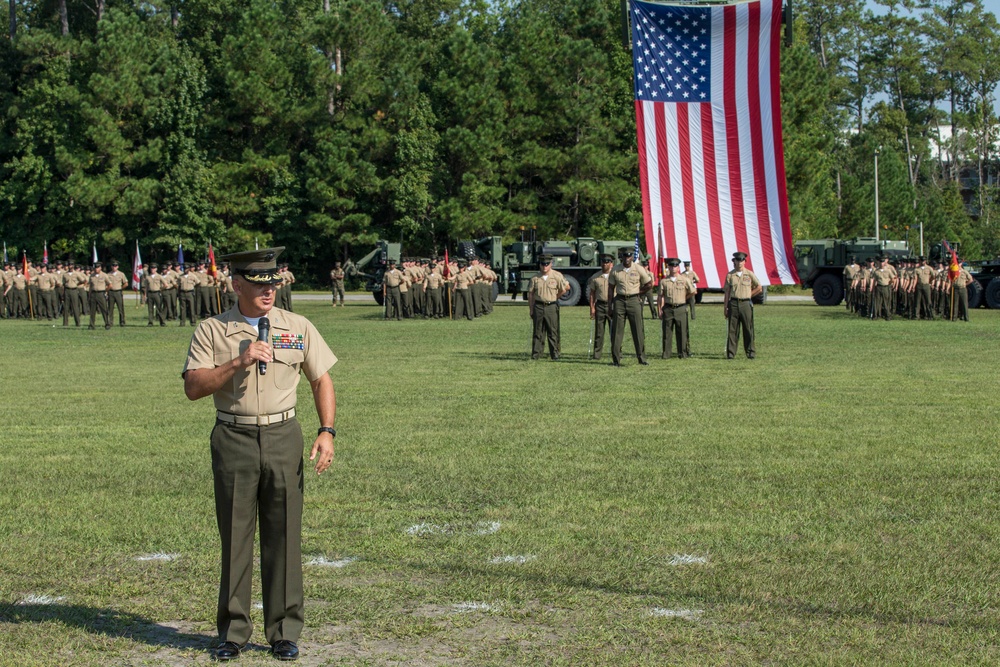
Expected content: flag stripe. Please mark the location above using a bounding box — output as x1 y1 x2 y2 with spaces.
630 0 798 288
701 102 724 286
768 2 797 283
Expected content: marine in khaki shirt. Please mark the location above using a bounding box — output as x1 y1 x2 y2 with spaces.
723 252 761 359
182 247 336 662
527 254 569 360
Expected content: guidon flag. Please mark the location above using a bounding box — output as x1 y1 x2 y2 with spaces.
629 0 798 288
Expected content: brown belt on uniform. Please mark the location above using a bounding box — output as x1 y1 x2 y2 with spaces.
615 294 639 299
216 408 296 426
537 301 557 305
666 303 686 308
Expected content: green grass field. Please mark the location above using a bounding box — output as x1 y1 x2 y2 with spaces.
1 299 998 666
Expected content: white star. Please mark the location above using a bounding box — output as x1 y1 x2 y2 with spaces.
700 75 706 82
683 92 689 98
692 84 698 90
700 60 706 65
652 91 658 97
682 75 689 82
683 59 690 66
700 92 707 99
667 90 674 97
666 75 673 81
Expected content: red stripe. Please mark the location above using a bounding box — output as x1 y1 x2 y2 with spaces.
745 2 779 282
635 101 653 264
678 105 698 269
768 0 798 283
723 5 749 259
701 103 726 287
656 105 677 258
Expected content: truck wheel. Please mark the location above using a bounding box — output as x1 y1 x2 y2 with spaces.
811 274 843 306
752 286 768 305
373 290 384 306
558 275 582 307
968 280 984 309
457 241 476 261
983 278 1000 309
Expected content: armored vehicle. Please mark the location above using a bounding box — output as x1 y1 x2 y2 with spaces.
457 235 636 306
344 240 401 305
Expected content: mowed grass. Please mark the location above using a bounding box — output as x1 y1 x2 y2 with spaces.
0 297 998 666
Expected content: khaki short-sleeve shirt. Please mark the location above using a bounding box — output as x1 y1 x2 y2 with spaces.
426 272 444 289
587 273 610 303
107 271 129 290
529 270 568 303
954 268 973 288
89 273 110 291
659 276 694 305
608 263 653 297
37 273 57 291
724 269 760 299
454 271 475 290
183 306 337 416
180 273 198 291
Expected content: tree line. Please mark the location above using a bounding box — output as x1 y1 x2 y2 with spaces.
0 0 997 285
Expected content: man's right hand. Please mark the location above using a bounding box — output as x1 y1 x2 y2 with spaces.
238 341 272 369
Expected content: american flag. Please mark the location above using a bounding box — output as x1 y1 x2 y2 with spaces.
630 0 798 288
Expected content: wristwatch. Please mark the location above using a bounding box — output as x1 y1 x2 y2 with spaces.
317 427 336 438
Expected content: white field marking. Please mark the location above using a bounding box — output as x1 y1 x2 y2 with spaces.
405 521 502 537
135 553 180 562
487 554 536 565
305 555 357 568
473 521 501 535
405 523 445 536
650 608 703 620
668 554 708 566
17 595 66 605
452 602 495 613
254 602 264 610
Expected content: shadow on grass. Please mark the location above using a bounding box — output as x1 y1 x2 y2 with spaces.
0 603 212 652
463 351 738 363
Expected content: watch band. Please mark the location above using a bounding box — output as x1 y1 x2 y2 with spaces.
317 426 336 438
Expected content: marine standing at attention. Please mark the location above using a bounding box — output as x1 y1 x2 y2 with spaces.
182 247 337 663
723 252 761 359
527 254 569 360
658 258 695 359
587 254 614 360
607 248 653 366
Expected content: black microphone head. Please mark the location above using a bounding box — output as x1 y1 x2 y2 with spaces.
259 316 270 334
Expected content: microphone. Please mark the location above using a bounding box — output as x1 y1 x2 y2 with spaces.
258 316 270 375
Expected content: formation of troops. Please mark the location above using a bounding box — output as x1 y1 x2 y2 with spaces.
842 255 975 322
529 248 758 363
373 256 499 320
0 258 297 328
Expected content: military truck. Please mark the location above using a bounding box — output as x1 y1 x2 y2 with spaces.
344 239 401 305
794 237 911 306
457 235 636 306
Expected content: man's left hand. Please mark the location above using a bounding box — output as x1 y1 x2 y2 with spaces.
310 433 335 474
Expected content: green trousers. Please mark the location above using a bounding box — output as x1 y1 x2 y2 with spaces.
726 299 755 358
211 418 304 646
661 304 689 359
592 301 611 359
89 291 109 328
531 302 560 359
178 291 197 325
108 290 125 326
611 295 646 364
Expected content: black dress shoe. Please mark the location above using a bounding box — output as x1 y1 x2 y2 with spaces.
638 360 649 366
271 640 299 661
215 641 244 661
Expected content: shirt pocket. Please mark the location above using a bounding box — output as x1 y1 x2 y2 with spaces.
272 348 304 390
